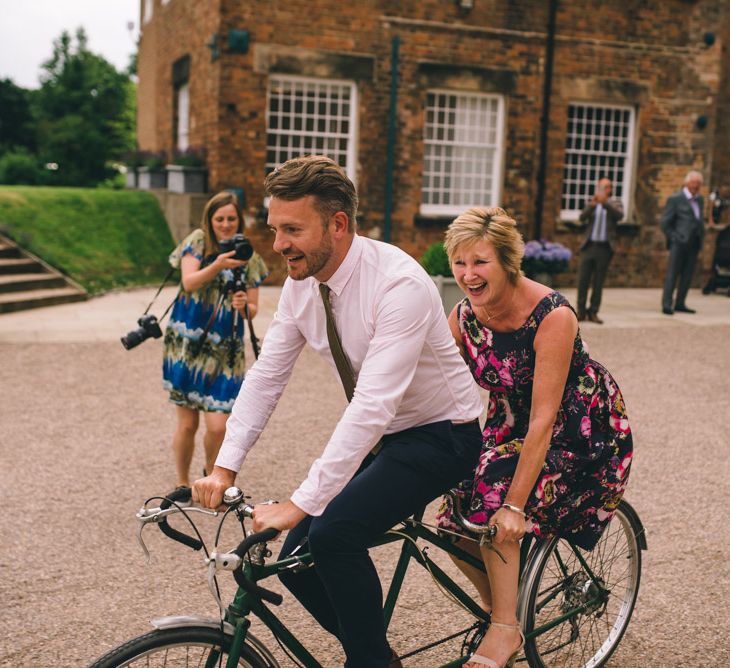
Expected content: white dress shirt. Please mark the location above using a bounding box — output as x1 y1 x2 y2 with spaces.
683 186 701 220
216 234 483 516
590 204 607 242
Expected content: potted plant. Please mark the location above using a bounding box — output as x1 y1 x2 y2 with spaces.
166 146 208 194
421 242 463 314
137 151 168 190
521 239 572 285
122 150 144 189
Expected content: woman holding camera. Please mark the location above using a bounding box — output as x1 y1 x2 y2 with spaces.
163 191 268 492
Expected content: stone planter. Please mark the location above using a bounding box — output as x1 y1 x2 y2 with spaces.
532 271 555 287
138 166 168 190
124 168 138 189
431 275 463 315
166 164 208 194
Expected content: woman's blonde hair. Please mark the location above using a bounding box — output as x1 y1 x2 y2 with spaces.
200 191 244 256
444 207 525 285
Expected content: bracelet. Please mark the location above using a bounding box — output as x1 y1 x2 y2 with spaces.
502 503 526 517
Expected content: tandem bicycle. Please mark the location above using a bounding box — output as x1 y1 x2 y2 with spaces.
89 485 645 667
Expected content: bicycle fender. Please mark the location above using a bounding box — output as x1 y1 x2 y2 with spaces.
151 614 236 634
150 616 280 667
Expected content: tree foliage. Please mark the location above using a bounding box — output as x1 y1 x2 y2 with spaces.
0 78 37 153
31 28 136 186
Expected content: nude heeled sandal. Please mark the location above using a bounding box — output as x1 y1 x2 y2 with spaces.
467 621 525 668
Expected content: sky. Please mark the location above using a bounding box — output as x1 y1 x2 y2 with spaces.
0 0 139 89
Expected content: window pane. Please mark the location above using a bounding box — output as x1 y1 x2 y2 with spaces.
266 75 356 178
422 90 503 210
561 102 634 215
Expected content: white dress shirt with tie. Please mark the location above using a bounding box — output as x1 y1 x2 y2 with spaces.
683 186 701 220
215 234 484 516
590 204 608 242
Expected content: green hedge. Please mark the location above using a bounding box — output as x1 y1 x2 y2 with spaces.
0 186 174 294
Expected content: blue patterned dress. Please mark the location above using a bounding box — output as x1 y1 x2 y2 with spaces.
162 229 268 412
437 292 633 550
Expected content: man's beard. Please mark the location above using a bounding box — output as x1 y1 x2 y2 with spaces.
285 228 333 280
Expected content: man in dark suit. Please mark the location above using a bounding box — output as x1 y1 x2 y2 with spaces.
576 177 623 324
660 171 705 314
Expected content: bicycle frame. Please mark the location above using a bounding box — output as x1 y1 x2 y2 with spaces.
219 517 615 668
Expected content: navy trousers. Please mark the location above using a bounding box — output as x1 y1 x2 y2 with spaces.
278 419 482 667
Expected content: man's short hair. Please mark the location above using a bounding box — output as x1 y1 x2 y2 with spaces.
684 170 703 185
264 156 358 232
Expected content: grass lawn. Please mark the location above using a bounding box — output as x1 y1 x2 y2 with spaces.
0 186 175 294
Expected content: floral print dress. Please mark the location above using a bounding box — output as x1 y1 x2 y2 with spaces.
162 229 268 412
437 292 633 550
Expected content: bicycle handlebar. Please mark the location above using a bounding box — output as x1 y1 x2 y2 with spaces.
232 527 284 606
158 489 204 551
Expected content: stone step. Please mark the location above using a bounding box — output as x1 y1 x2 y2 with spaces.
0 243 21 259
0 287 88 314
0 272 68 293
0 257 44 274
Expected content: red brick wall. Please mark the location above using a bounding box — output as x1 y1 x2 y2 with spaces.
137 0 729 287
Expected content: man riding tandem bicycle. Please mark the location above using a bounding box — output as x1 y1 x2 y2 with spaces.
91 157 644 668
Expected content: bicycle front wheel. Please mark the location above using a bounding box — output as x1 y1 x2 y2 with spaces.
518 500 643 668
88 626 274 668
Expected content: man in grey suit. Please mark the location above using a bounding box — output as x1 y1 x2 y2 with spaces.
576 177 623 324
660 171 705 314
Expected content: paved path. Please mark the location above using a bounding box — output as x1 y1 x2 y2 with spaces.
1 286 729 666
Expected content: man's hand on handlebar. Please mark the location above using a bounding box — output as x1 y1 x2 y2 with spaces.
252 500 308 533
192 466 237 510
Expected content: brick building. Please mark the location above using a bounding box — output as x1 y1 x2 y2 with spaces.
136 0 730 286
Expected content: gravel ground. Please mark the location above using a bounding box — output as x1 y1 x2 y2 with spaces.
1 287 729 667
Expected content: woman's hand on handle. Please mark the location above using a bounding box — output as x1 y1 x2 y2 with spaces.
490 506 526 545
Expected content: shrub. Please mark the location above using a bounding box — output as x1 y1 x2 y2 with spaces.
0 150 47 185
171 146 207 167
421 242 452 277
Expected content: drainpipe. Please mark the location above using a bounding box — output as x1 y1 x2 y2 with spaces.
534 0 558 240
383 35 400 244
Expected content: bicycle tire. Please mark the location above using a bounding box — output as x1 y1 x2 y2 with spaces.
517 499 643 668
88 626 273 668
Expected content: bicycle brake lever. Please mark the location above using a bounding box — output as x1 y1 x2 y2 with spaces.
136 523 151 563
206 558 225 616
479 534 507 565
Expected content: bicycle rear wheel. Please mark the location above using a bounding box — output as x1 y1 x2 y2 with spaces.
88 626 273 668
518 500 643 668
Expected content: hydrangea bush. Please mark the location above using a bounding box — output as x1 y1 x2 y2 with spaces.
522 239 572 276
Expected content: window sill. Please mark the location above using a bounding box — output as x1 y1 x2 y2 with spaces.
414 214 454 228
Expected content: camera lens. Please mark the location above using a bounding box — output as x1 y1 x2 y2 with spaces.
120 329 145 350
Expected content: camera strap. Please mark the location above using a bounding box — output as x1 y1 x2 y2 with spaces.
142 266 181 323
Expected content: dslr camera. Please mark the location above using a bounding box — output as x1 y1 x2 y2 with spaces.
219 233 254 261
121 314 163 350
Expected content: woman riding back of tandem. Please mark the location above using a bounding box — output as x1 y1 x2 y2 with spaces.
437 207 633 668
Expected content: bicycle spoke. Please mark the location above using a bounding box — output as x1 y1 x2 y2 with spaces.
520 502 642 667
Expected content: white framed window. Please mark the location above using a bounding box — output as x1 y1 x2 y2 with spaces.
142 0 154 25
421 90 505 216
266 75 358 181
561 102 635 221
176 82 190 151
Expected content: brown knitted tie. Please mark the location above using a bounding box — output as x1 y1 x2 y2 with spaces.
319 283 356 402
319 283 382 456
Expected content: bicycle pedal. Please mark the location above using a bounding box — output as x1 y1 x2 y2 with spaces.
282 557 312 573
